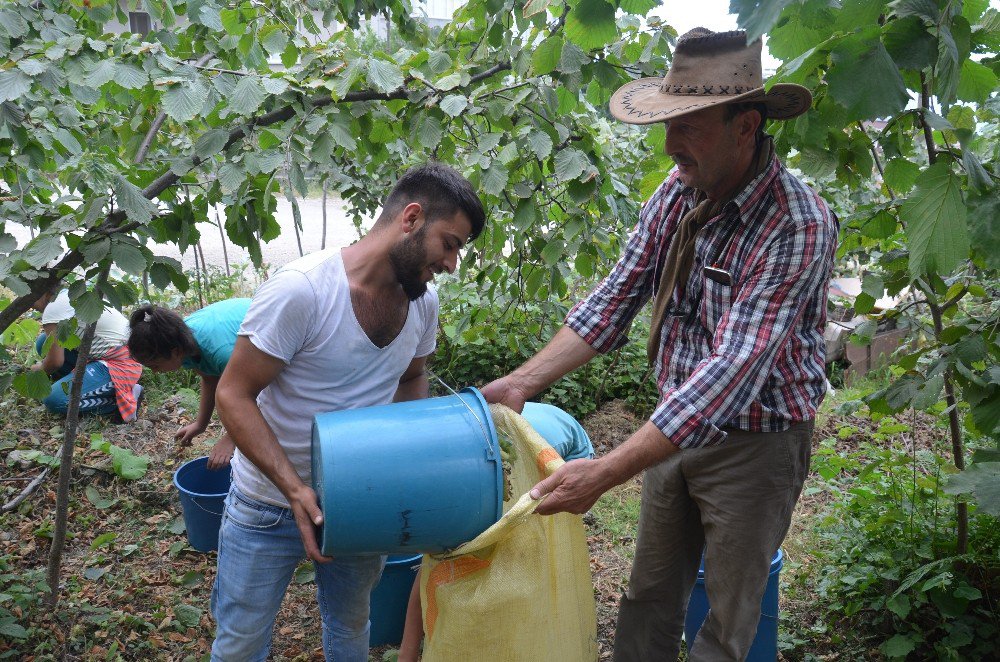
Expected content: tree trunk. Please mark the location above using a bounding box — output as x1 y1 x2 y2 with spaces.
46 265 107 605
321 183 328 251
197 240 211 300
193 243 205 309
216 208 231 277
916 75 966 554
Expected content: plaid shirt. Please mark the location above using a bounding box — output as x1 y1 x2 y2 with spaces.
566 155 838 449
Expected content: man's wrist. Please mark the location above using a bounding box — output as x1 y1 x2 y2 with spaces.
285 480 314 507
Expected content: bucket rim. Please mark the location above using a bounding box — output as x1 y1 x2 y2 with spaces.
458 386 503 522
696 548 783 579
173 456 231 499
385 553 423 565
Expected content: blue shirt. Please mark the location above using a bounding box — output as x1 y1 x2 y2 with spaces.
181 298 252 377
522 402 594 461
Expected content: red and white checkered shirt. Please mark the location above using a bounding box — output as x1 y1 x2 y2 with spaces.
566 155 838 449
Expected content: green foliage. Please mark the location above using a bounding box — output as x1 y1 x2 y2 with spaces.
944 459 1000 517
795 427 1000 658
0 558 47 642
434 275 658 419
89 434 149 480
0 0 669 339
753 0 1000 525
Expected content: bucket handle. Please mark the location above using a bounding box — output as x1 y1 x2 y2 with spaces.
189 495 224 517
428 372 494 458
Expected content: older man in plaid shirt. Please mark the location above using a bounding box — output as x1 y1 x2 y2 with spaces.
482 28 838 661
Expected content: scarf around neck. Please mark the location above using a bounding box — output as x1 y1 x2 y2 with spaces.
646 135 774 366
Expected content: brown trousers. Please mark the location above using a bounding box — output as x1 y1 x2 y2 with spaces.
612 421 814 662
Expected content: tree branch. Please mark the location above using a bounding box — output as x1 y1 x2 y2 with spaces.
857 122 894 201
0 61 513 336
0 468 49 513
919 74 938 167
135 53 214 164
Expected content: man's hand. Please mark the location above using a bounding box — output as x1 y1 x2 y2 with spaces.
480 377 528 413
531 421 678 516
529 458 617 515
288 484 333 563
175 422 206 446
206 433 235 470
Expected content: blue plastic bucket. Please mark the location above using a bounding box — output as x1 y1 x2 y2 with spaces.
369 554 422 647
684 549 783 660
311 387 502 555
172 456 232 553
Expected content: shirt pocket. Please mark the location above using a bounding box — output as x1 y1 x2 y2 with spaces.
700 277 733 340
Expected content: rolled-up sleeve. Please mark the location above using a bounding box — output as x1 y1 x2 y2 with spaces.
651 212 834 448
565 186 672 352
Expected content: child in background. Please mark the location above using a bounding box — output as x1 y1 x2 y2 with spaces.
127 298 251 469
31 283 142 422
397 402 594 662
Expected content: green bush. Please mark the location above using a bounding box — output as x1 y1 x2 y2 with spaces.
433 278 658 420
792 422 1000 660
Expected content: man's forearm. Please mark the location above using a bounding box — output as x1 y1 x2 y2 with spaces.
602 421 678 484
40 345 64 374
508 326 599 399
216 391 306 500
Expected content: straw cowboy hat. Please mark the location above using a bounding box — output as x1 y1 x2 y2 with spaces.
609 28 812 125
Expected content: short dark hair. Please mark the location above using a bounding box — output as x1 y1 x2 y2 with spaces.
127 304 198 365
723 102 768 142
376 163 486 241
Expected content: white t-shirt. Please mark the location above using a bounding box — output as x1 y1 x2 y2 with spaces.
41 290 129 358
232 249 439 507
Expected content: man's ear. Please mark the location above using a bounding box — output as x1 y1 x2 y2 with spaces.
741 109 762 144
399 202 424 234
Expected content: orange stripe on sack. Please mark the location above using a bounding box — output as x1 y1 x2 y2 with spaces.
535 448 560 477
425 556 491 640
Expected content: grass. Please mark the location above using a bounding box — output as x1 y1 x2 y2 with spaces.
590 482 642 560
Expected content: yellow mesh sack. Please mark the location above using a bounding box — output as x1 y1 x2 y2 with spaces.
420 404 599 662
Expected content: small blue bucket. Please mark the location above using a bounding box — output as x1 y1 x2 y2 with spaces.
684 549 783 660
311 387 502 555
173 456 231 553
369 554 422 647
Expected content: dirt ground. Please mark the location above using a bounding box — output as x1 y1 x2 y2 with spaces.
1 390 947 660
0 393 647 660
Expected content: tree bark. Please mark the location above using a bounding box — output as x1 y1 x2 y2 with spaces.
321 183 328 250
1 468 49 513
46 267 108 606
920 281 968 555
216 208 231 277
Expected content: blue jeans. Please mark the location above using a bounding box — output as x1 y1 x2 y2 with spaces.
35 334 116 416
211 486 386 662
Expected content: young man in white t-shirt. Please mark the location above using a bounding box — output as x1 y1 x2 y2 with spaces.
211 163 486 662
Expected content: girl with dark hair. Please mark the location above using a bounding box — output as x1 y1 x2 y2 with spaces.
128 298 251 469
